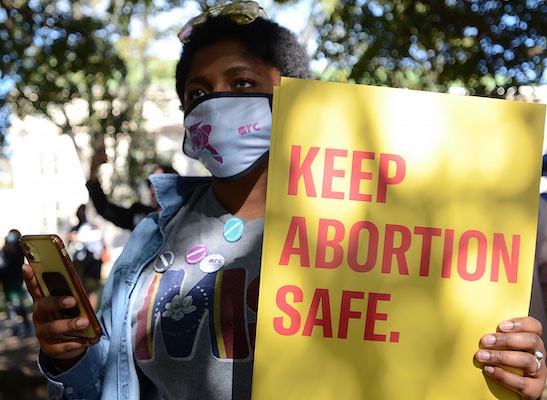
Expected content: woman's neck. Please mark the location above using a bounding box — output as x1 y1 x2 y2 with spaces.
212 161 268 220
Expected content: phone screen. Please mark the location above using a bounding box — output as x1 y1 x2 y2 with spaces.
42 271 80 318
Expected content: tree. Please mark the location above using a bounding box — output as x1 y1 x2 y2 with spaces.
0 0 235 185
8 0 544 191
313 0 547 96
1 0 159 199
2 1 126 138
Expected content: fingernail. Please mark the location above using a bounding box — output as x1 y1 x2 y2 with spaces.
482 335 496 345
62 297 75 307
75 318 87 328
499 320 514 331
484 366 495 375
476 350 491 362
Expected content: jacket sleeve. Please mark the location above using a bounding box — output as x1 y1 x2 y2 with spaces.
86 179 154 230
38 342 108 400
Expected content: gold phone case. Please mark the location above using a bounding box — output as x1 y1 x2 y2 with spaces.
20 234 102 339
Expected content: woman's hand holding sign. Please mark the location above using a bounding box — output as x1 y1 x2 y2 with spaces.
475 316 546 400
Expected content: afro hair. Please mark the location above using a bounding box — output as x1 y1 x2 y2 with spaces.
175 16 311 108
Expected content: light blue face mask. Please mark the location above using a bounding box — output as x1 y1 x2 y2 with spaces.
6 232 19 244
183 92 272 181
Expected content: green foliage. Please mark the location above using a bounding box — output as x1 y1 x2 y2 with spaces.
1 0 158 192
2 1 126 134
148 58 178 87
314 0 547 97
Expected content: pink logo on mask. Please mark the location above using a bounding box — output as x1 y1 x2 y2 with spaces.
238 123 260 136
188 121 223 163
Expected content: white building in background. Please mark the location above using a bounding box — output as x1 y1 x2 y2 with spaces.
0 117 88 239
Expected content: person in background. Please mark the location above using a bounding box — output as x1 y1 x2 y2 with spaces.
87 136 178 230
0 229 32 336
21 2 547 399
68 204 106 310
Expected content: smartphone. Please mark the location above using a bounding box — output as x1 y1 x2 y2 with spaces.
20 234 102 339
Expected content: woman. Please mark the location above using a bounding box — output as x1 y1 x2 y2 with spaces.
22 2 546 399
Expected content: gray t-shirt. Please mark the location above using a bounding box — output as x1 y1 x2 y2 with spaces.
131 184 263 399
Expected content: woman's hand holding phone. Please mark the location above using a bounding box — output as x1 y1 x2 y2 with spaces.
22 263 99 367
20 234 101 369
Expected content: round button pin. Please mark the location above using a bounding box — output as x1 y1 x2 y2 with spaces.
223 217 244 242
154 251 175 273
185 244 208 264
199 254 225 273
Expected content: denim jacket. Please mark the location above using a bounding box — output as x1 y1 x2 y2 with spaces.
39 174 212 400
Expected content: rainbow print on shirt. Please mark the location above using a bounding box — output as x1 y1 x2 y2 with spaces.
135 268 258 361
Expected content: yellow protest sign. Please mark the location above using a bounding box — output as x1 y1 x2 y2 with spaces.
252 78 546 400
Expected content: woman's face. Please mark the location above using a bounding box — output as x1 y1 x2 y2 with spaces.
183 38 281 110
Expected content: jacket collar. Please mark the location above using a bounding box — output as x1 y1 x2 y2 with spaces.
148 174 213 212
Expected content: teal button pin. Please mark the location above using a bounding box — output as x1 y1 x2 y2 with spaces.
223 217 244 242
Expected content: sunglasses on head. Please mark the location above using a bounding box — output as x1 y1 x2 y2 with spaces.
178 1 267 43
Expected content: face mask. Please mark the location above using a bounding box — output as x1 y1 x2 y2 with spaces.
6 232 19 244
183 92 272 180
